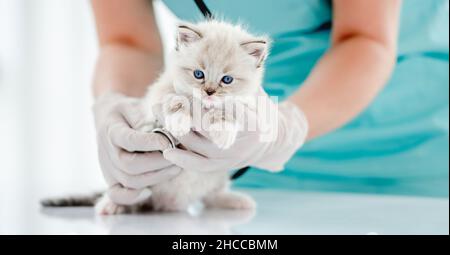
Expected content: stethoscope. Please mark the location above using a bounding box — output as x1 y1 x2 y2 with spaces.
151 0 250 180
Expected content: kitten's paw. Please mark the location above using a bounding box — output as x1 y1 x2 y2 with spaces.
95 195 127 215
204 192 256 210
165 112 192 137
208 121 238 149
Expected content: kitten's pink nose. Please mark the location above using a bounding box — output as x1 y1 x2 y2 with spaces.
205 89 216 96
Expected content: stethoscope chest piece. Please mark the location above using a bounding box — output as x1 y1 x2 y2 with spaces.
152 128 178 149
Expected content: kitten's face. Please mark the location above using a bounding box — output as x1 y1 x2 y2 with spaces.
171 21 270 104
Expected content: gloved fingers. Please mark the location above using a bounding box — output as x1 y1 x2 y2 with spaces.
115 150 173 175
109 122 171 152
177 131 219 157
117 100 146 129
112 165 182 190
98 141 121 187
163 148 219 172
99 141 179 189
107 184 152 205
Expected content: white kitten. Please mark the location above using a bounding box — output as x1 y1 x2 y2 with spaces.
141 20 269 148
96 20 270 214
43 20 270 214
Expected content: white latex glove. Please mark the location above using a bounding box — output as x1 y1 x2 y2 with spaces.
93 92 181 205
163 92 308 173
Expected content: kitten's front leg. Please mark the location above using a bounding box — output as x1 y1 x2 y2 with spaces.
162 94 192 137
135 99 158 133
207 109 239 150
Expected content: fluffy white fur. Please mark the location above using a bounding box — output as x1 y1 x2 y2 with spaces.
96 20 270 215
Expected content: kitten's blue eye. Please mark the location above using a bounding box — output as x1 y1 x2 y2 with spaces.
221 75 234 85
193 70 204 79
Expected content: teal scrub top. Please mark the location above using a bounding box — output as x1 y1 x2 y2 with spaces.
161 0 449 197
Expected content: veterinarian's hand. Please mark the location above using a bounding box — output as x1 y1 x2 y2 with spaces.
163 92 308 172
94 92 181 205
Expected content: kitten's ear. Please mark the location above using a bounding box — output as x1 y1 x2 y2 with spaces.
176 24 202 50
241 39 269 68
